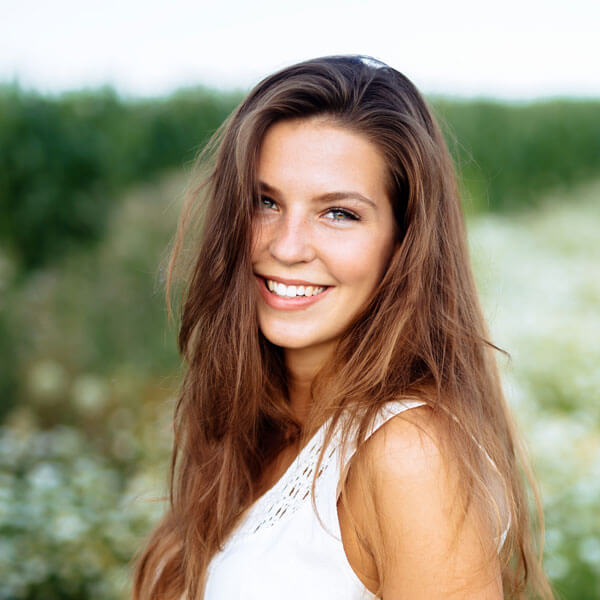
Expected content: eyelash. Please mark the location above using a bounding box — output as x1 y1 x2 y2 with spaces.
325 208 359 221
258 196 360 222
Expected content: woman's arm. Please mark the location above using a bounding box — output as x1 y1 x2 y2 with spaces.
338 406 503 599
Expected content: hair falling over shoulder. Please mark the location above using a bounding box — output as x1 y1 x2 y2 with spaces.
131 55 553 599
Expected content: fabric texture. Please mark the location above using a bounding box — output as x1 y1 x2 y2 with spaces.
203 399 427 600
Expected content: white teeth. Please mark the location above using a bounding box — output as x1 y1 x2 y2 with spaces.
266 279 325 298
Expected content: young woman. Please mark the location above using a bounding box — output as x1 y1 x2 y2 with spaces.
132 55 553 599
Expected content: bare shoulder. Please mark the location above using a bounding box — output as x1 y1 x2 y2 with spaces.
355 404 461 542
361 403 447 480
338 403 503 599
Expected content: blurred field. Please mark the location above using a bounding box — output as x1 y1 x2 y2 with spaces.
470 180 600 599
0 87 598 599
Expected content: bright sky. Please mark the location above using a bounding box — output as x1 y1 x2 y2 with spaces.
1 0 598 99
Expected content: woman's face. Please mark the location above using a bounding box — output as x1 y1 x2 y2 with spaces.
251 118 397 356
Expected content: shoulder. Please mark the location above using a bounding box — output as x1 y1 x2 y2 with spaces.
338 403 503 598
355 404 457 535
361 402 446 480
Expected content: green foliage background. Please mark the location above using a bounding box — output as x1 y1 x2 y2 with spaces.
0 85 242 273
0 84 598 599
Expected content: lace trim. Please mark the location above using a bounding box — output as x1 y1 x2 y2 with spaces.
224 402 422 546
221 399 510 552
226 423 338 544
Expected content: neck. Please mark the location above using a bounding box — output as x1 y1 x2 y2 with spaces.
284 341 336 423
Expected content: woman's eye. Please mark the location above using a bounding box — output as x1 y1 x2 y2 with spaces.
325 208 359 221
259 195 277 210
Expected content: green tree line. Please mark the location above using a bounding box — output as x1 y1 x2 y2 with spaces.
433 98 600 212
1 84 599 275
0 85 242 274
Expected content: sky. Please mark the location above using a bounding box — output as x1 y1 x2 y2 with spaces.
1 0 599 99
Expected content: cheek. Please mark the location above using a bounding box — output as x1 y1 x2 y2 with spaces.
328 235 393 290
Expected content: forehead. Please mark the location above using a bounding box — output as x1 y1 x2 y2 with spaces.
257 119 390 198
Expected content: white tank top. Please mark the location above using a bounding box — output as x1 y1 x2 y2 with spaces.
203 399 427 600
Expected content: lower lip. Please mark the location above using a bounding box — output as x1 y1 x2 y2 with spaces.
256 277 332 310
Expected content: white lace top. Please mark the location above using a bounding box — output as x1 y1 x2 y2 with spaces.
203 399 427 600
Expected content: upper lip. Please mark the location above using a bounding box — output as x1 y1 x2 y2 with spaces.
255 273 330 287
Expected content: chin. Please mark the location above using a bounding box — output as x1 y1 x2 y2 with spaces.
262 333 316 350
258 323 324 351
264 334 345 360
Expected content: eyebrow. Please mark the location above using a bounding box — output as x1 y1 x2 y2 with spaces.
258 181 377 209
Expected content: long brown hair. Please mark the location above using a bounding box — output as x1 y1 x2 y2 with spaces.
132 55 553 599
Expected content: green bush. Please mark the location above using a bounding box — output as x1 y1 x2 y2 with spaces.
0 398 171 600
0 87 117 272
432 98 600 213
0 85 241 273
0 174 181 597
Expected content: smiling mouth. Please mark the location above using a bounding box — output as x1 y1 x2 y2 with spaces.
264 278 328 298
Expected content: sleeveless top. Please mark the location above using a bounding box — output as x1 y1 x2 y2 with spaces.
203 399 426 600
202 399 509 599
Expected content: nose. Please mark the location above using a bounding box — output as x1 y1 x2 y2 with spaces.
267 211 316 265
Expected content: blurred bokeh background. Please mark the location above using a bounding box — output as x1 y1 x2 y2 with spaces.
1 1 599 598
